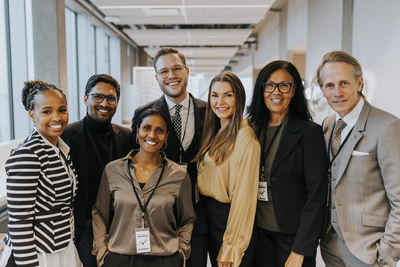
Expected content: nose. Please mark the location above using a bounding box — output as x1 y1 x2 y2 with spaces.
100 97 110 106
333 85 344 97
217 96 225 105
148 130 155 138
167 69 176 78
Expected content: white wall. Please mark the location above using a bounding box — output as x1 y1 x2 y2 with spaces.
287 0 307 52
352 0 400 117
305 0 343 86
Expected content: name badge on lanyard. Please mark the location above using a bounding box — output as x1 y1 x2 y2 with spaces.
129 159 166 254
258 181 268 201
136 228 151 253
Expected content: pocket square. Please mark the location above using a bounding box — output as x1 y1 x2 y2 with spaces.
352 150 369 156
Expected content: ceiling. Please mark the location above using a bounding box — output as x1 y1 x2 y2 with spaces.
88 0 276 74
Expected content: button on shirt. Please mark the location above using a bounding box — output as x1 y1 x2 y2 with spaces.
165 94 195 151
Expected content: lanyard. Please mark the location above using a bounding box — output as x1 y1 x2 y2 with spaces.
59 151 75 209
259 123 283 181
128 159 166 228
178 99 191 164
326 121 353 208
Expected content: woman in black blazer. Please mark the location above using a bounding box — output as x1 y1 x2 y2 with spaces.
247 61 328 267
1 81 82 267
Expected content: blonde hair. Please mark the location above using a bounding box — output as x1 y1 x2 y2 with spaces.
193 72 245 165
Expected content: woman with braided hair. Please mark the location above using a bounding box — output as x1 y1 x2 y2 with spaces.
1 80 82 267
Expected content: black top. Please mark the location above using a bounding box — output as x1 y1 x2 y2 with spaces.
86 115 116 218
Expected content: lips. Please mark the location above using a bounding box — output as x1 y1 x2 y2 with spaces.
216 107 229 111
96 107 112 114
166 80 180 87
270 99 284 103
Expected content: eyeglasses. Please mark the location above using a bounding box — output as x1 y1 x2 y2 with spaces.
262 82 294 94
156 65 187 78
88 93 118 104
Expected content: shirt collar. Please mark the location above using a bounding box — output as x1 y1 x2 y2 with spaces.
165 93 190 111
35 128 70 156
335 97 364 127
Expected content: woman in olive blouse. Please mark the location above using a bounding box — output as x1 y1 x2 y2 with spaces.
194 72 260 267
92 108 196 267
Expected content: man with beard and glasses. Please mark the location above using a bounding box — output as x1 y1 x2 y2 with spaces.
131 47 208 267
62 74 132 267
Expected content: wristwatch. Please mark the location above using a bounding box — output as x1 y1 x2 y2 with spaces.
377 255 389 267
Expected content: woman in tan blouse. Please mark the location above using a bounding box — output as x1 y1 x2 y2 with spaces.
92 108 196 267
194 72 261 267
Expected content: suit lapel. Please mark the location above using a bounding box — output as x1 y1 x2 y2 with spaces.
334 101 370 187
271 117 303 173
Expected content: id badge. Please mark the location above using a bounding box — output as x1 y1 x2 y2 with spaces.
135 228 151 253
258 181 268 201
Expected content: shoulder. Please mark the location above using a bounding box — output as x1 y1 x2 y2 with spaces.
6 135 42 169
191 95 206 109
236 119 260 147
164 158 188 181
296 118 323 133
62 119 83 137
368 104 399 125
112 123 132 137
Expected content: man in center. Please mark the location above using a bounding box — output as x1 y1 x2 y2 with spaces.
131 47 207 267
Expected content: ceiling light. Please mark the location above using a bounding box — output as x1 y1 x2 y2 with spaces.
143 8 181 17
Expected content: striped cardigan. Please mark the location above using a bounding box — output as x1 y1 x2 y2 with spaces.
5 130 78 267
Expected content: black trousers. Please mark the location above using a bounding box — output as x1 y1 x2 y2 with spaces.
204 196 256 267
254 227 316 267
102 251 183 267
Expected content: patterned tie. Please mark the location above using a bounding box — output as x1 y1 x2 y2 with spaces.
331 119 347 157
172 104 183 141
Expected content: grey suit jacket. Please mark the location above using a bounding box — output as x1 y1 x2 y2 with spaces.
322 101 400 266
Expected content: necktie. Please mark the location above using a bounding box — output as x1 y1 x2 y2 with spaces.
331 119 347 157
172 104 183 141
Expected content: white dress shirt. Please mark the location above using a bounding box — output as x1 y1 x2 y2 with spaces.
335 97 365 144
165 94 195 151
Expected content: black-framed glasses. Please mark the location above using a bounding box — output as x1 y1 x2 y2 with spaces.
263 82 294 94
88 93 118 104
156 65 187 77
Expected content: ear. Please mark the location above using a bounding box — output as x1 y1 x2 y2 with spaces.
185 66 190 76
291 86 296 98
356 77 363 93
28 110 35 124
84 95 88 106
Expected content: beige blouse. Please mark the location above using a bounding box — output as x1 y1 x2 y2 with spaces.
197 119 260 267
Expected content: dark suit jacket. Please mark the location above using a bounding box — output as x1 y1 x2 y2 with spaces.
61 117 132 242
258 116 328 257
131 94 207 234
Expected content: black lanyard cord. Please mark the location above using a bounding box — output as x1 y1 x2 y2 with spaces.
128 159 166 215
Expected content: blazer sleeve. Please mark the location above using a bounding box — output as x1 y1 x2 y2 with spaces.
92 169 112 266
376 119 400 266
217 131 260 267
6 147 40 267
292 123 328 257
175 173 196 259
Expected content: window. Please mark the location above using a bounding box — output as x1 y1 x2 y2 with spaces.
0 0 12 142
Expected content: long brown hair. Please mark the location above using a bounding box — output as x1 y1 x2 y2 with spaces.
193 72 246 165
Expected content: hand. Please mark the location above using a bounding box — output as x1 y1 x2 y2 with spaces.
285 251 304 267
218 261 233 267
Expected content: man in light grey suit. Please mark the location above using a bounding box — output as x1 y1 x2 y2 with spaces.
317 51 400 267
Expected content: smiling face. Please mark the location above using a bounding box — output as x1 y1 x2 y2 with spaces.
320 62 363 117
29 90 68 146
137 114 169 154
210 81 236 127
155 53 189 104
84 82 118 122
263 69 295 121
